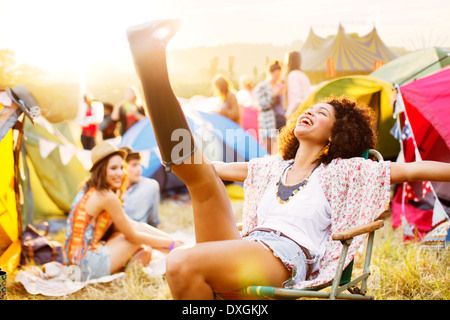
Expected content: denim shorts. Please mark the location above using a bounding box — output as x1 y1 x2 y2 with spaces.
243 230 314 287
80 245 111 281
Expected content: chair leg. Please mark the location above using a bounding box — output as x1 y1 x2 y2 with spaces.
361 231 376 295
329 239 352 300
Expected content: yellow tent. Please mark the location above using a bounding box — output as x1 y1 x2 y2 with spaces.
0 119 21 274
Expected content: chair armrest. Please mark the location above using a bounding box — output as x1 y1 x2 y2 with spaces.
332 220 384 242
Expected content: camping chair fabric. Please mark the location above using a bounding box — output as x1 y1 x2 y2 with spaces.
241 151 390 290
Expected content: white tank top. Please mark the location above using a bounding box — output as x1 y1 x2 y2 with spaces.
256 165 331 272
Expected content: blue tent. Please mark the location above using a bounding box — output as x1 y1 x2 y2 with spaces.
119 107 267 190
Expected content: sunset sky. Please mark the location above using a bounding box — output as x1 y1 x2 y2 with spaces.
1 0 449 73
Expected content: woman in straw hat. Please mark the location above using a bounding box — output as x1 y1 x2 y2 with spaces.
65 141 182 281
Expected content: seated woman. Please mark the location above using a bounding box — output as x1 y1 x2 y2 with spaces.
65 141 182 281
125 20 450 300
159 96 450 300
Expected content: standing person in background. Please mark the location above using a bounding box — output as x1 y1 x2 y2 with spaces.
98 102 118 141
78 93 104 150
212 74 241 125
236 74 255 108
112 86 146 136
254 60 286 154
284 51 311 118
121 147 161 227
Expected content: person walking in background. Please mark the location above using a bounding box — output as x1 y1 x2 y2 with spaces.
121 147 161 227
284 51 311 118
98 102 118 141
254 60 286 153
78 93 104 150
112 86 146 136
212 74 241 125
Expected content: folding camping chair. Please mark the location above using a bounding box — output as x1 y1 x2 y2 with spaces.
216 149 385 300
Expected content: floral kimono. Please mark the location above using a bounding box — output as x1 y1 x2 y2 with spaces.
242 155 391 289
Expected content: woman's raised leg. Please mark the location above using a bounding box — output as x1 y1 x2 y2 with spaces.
127 19 240 243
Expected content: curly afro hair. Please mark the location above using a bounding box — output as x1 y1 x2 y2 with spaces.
278 95 377 165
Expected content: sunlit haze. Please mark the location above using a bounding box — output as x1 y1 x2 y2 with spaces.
1 0 449 74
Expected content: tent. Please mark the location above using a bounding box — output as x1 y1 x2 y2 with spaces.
391 67 450 239
0 85 39 274
119 98 267 190
300 25 398 83
20 116 89 225
370 47 450 86
298 75 399 160
0 129 22 274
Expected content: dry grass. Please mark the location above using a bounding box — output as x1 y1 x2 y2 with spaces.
6 195 449 300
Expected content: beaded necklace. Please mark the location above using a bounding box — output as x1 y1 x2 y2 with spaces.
276 163 320 204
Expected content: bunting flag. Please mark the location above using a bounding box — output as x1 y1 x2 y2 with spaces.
75 150 92 170
29 131 92 171
59 144 77 166
401 122 413 140
38 138 58 158
422 181 432 198
404 182 421 202
432 197 448 227
390 120 401 140
392 85 406 118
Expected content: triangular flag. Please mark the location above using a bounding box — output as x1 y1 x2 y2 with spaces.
39 138 57 158
432 198 448 227
390 120 402 140
59 144 76 166
401 122 413 140
422 181 432 198
140 149 150 169
75 150 92 171
393 87 406 119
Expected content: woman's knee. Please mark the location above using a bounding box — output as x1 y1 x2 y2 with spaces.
166 247 192 282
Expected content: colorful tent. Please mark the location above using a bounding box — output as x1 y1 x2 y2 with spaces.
370 47 450 86
0 129 21 274
298 75 399 160
300 25 398 82
0 85 39 274
391 67 450 239
119 98 267 190
20 117 89 225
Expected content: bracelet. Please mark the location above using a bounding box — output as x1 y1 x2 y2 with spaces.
162 240 175 251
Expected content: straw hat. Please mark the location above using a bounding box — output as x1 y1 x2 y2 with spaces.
90 141 126 172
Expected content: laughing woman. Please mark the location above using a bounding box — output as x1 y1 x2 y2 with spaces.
65 141 182 281
161 96 450 299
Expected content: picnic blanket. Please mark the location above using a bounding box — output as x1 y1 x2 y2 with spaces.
15 231 195 297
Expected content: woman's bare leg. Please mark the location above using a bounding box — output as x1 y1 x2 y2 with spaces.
171 149 241 243
166 239 290 300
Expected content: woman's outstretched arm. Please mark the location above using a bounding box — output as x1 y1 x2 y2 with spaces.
390 161 450 185
213 161 249 183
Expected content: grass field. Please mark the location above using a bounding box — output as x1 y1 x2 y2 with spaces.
6 196 449 300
